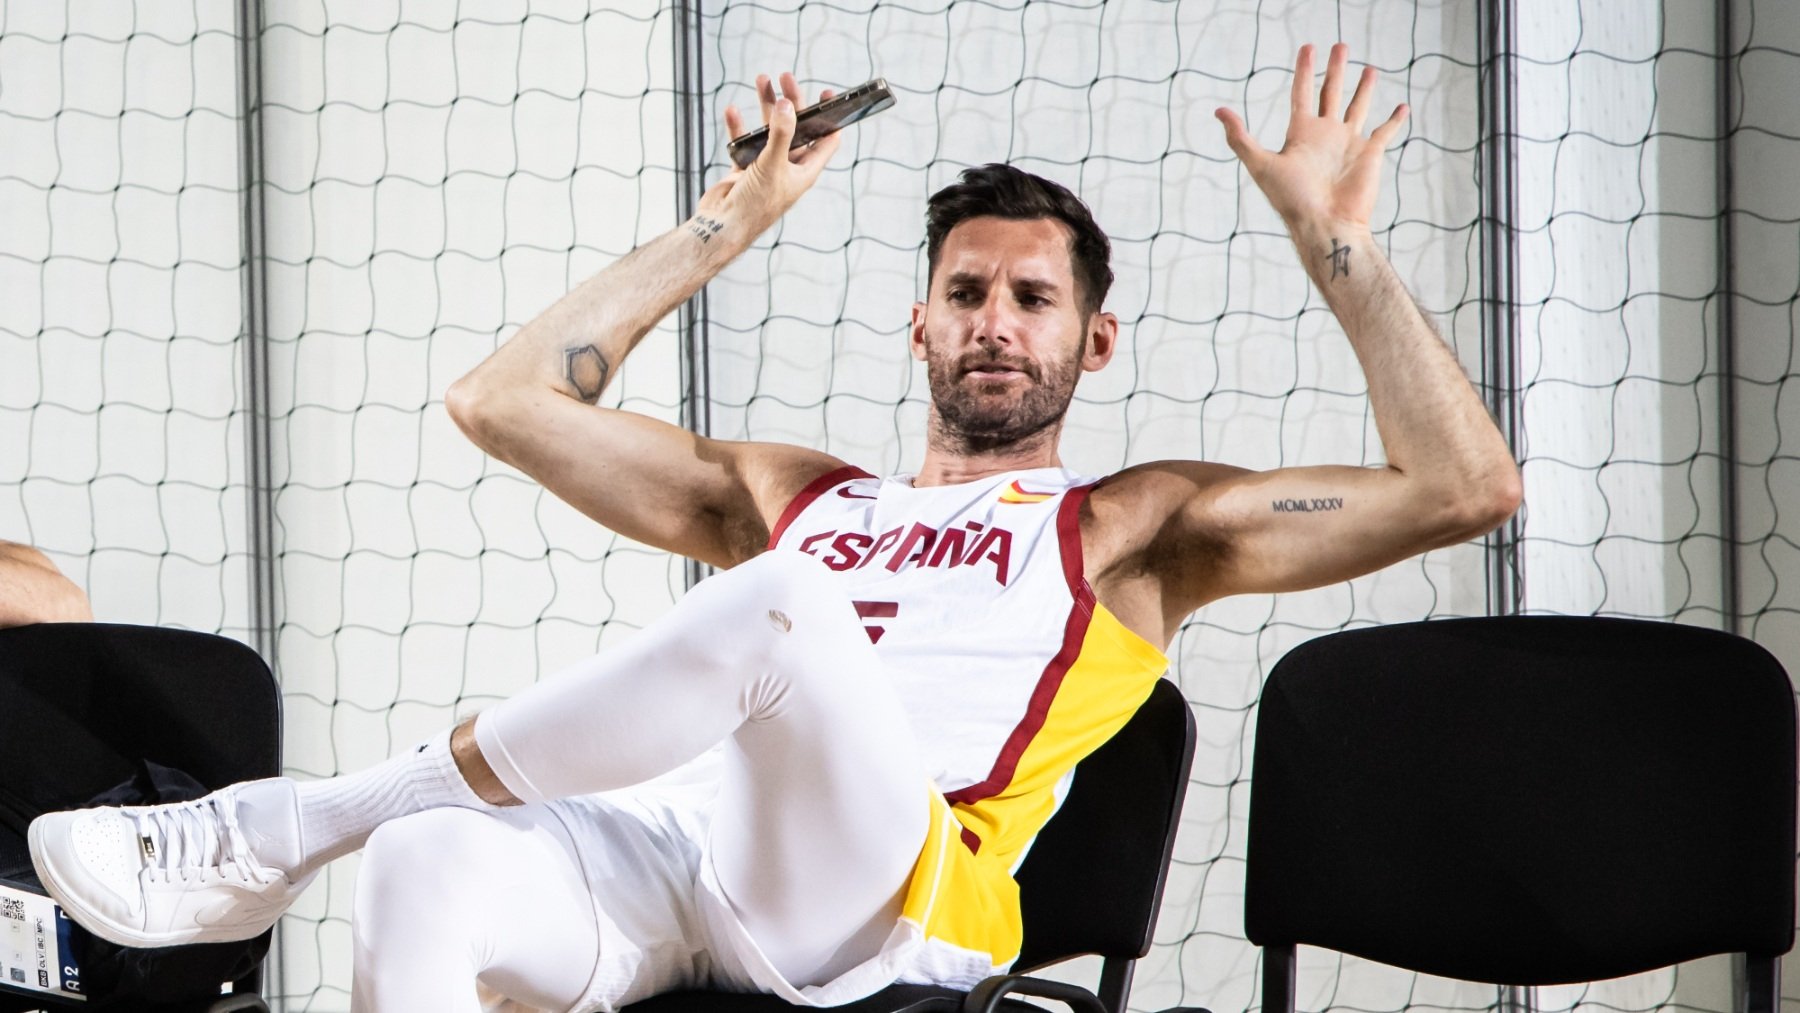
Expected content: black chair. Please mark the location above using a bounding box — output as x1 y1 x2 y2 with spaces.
1246 616 1797 1013
0 623 280 1013
628 677 1205 1013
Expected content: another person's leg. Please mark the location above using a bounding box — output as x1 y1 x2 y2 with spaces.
349 806 598 1013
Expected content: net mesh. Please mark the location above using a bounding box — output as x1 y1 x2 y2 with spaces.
249 2 687 1002
0 0 1795 1011
697 1 1484 1009
0 0 252 640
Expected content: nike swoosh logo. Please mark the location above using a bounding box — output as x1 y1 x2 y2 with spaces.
837 487 877 500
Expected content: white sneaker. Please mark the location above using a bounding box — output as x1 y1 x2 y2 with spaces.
28 780 316 948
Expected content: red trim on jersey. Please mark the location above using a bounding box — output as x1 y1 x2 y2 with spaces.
1057 481 1100 611
944 482 1100 808
960 826 982 855
766 465 876 550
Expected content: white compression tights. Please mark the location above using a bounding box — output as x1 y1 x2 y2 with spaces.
349 551 932 1011
352 805 601 1012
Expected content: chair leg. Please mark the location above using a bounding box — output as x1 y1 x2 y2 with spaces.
1739 953 1779 1013
1098 958 1134 1013
1263 945 1297 1013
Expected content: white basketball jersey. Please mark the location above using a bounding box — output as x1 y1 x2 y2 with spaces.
768 465 1168 858
757 464 1170 996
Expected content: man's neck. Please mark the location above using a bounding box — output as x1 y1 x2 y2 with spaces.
914 418 1065 487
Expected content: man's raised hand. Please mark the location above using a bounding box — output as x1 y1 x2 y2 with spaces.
697 72 843 238
1214 44 1408 231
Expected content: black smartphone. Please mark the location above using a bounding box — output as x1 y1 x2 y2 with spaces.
727 78 895 169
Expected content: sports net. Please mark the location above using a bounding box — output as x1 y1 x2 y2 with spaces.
0 0 253 639
682 1 1800 1011
249 2 688 1001
696 2 1489 1011
0 0 1795 1011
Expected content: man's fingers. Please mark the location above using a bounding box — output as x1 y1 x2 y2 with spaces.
1319 43 1350 118
779 72 803 107
759 93 797 169
1370 103 1410 148
1344 65 1378 131
756 73 776 122
1290 44 1315 118
724 104 744 140
1215 107 1266 169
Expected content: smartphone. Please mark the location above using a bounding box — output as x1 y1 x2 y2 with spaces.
728 78 895 169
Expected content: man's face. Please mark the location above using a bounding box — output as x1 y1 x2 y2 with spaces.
910 216 1116 453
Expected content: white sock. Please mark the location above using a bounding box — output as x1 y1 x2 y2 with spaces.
235 729 497 879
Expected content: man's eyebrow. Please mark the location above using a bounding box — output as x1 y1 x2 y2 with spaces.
941 271 1064 293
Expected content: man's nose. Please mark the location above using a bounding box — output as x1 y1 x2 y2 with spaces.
973 292 1018 345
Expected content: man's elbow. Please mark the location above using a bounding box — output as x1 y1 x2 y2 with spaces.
443 375 487 442
444 374 515 453
1440 463 1522 541
41 579 93 624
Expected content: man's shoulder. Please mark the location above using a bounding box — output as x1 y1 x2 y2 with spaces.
1081 460 1250 566
1088 460 1248 515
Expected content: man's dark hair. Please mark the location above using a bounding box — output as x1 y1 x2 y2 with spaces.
924 163 1114 317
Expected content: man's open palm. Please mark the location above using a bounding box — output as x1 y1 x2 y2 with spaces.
1215 43 1408 229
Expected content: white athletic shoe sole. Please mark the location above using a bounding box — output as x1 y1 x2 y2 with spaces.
30 804 314 949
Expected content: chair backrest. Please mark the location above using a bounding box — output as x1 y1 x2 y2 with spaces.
1014 676 1196 970
0 623 282 875
1245 616 1797 986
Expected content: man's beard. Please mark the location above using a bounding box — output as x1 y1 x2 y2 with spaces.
925 336 1084 455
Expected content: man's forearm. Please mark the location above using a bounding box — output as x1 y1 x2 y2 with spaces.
1288 218 1515 492
453 211 755 408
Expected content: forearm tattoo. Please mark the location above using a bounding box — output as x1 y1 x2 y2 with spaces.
687 215 725 244
1272 496 1345 514
1325 237 1352 280
564 345 610 403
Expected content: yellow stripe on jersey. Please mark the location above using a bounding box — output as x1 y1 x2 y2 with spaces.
897 602 1169 964
997 479 1056 504
897 791 1019 960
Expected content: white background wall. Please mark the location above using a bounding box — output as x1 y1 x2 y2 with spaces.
0 1 1795 1011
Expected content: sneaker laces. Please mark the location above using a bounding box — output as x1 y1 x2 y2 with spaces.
130 796 278 886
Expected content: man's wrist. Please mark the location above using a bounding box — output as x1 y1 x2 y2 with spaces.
685 212 736 247
683 210 764 259
1286 217 1375 285
1286 214 1372 247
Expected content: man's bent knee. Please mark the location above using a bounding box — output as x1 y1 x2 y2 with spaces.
671 550 864 685
709 550 853 622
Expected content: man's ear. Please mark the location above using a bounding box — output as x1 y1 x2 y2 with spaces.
1082 311 1119 372
909 301 928 362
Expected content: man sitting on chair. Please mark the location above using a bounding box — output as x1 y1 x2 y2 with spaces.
31 46 1518 1013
